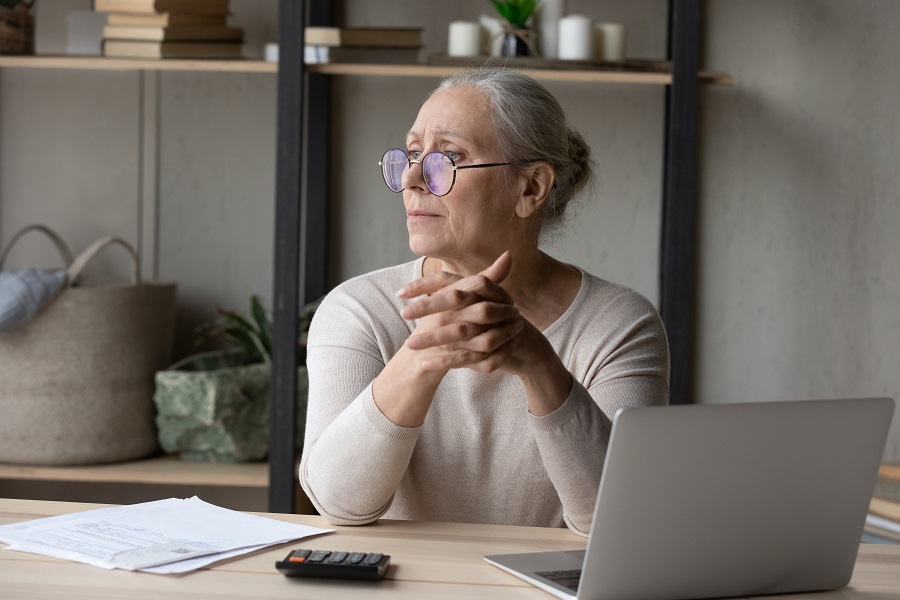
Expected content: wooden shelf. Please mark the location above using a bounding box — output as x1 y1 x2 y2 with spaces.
307 62 734 86
0 55 734 85
0 455 268 488
0 55 276 73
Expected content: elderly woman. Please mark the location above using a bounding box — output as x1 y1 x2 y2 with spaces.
299 68 669 536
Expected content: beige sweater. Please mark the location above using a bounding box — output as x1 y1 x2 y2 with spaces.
299 258 669 536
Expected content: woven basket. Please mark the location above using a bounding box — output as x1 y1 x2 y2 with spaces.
0 225 176 465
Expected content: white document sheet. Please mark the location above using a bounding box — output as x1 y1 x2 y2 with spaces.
0 496 333 573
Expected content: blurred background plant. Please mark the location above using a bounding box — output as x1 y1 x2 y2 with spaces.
155 295 322 463
489 0 536 28
195 295 321 367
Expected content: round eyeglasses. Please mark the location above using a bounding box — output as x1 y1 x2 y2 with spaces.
379 148 513 197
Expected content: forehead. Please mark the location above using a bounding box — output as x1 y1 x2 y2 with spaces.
407 86 497 145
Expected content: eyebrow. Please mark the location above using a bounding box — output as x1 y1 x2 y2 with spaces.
405 128 473 145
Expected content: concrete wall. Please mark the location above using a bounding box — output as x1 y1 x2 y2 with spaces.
1 0 898 461
700 0 900 458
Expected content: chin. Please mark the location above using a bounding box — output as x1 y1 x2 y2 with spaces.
407 234 446 259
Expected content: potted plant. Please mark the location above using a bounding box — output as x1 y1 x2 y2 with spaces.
490 0 537 57
153 295 321 463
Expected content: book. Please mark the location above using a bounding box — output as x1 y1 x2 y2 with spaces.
0 3 32 55
880 462 900 481
103 39 242 58
865 514 900 543
862 527 900 544
106 12 227 27
303 44 420 65
93 0 230 15
304 26 422 48
103 24 243 41
869 496 900 522
875 475 900 503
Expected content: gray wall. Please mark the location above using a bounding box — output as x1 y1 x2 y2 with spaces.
700 1 900 458
1 0 898 458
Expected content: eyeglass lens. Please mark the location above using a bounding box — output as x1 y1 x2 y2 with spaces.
380 149 457 197
381 149 407 193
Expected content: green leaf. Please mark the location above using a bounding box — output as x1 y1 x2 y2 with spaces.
250 295 273 356
489 0 535 27
222 326 269 365
193 295 322 366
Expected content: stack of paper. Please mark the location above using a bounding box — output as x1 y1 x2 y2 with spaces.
0 497 332 574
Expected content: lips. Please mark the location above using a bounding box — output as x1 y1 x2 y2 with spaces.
406 207 442 219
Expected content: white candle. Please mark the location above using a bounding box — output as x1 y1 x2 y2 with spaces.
448 21 482 57
558 14 593 61
534 0 565 59
595 22 626 62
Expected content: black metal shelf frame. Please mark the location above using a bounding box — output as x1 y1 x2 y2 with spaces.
269 0 700 512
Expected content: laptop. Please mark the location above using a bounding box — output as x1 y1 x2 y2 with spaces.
485 397 895 600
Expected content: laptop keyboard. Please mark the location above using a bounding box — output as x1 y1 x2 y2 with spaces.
536 569 582 592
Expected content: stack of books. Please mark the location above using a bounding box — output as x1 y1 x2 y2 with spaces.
300 27 423 65
865 462 900 544
0 1 33 56
95 0 243 59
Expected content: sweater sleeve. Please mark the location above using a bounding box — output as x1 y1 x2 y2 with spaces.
529 288 670 536
298 284 421 525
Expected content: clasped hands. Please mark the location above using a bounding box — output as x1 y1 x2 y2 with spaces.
397 251 535 376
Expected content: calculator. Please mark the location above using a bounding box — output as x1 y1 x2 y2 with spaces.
276 549 390 580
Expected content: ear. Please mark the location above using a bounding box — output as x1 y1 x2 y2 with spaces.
515 162 555 220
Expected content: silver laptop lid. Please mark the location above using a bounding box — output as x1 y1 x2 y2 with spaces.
578 397 894 600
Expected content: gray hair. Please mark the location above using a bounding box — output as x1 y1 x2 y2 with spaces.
432 68 594 237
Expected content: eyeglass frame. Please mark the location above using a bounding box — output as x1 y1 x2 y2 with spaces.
379 148 516 197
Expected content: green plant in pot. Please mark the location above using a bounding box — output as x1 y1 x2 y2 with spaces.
153 295 321 463
490 0 537 57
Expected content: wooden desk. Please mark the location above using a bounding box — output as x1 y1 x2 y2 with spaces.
1 498 900 599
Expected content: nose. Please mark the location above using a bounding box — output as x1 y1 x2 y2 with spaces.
401 159 428 194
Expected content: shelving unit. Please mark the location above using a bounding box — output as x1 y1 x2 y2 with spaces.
0 0 729 514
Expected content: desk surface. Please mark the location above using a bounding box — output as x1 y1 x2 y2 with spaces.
2 498 900 599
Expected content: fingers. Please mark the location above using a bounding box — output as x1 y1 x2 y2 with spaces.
400 268 514 321
406 304 521 349
421 337 519 373
401 286 476 320
412 318 524 364
396 251 513 301
468 338 519 373
396 270 462 299
481 250 512 285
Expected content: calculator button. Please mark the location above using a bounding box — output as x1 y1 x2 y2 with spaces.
288 549 311 563
327 551 349 563
347 552 366 564
306 551 330 563
362 553 383 565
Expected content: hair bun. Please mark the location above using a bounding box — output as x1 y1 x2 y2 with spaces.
566 128 591 188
